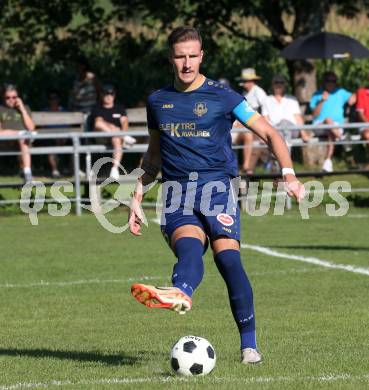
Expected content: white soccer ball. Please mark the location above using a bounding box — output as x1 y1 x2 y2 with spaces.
170 335 216 376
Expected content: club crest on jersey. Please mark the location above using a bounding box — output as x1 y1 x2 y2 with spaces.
193 102 208 117
216 213 234 226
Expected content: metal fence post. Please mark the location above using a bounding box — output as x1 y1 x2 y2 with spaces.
72 135 82 216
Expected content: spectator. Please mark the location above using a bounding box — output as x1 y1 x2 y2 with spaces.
310 71 356 172
0 84 35 183
42 90 68 178
262 74 309 141
355 79 369 142
91 84 136 180
237 68 267 112
234 68 267 174
261 75 310 172
69 57 100 115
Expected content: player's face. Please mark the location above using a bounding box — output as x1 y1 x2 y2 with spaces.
170 40 203 86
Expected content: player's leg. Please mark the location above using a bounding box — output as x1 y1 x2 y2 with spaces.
170 224 206 298
131 216 206 314
211 237 261 364
201 179 261 363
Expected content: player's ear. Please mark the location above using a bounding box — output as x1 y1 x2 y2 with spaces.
200 50 204 63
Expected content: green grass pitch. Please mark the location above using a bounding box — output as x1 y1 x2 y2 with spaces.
0 208 368 389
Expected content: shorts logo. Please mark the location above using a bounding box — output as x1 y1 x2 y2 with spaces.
193 102 208 117
217 213 234 226
162 104 174 109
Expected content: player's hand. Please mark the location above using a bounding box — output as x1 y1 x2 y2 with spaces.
128 195 143 236
283 174 306 203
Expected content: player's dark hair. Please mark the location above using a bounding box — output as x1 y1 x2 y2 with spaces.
167 26 202 50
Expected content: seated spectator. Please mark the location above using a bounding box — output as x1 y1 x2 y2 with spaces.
0 84 35 183
355 79 369 142
91 84 136 180
310 71 356 172
262 75 309 142
234 68 267 174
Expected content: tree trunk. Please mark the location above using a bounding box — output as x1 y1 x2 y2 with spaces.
287 59 317 110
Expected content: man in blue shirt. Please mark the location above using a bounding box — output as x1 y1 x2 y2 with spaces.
129 27 304 364
310 71 356 172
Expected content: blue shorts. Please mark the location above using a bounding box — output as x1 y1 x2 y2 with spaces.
160 178 241 249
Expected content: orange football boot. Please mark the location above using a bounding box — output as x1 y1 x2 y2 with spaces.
131 283 192 314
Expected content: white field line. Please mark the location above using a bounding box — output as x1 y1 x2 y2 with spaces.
0 373 368 389
0 276 164 289
0 268 327 290
241 243 369 276
151 217 369 277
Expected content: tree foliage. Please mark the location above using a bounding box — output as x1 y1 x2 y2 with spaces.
1 0 369 107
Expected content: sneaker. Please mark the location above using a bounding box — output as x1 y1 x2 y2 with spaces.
79 170 86 179
123 135 137 149
109 167 120 180
52 169 61 179
322 158 333 172
22 171 33 184
241 348 262 364
131 283 192 314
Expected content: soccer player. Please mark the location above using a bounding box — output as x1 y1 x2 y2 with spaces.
129 27 305 364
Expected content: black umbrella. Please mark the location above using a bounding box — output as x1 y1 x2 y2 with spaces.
281 32 369 59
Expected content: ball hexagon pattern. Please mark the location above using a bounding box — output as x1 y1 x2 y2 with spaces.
170 335 216 376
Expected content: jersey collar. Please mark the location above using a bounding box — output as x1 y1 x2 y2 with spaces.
173 74 206 92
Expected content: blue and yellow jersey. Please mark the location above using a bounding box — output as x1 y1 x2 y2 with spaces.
147 77 259 182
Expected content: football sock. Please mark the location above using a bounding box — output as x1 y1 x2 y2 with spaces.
214 249 256 350
172 237 204 298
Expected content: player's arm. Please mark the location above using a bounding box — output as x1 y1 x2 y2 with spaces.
129 128 161 235
232 100 305 202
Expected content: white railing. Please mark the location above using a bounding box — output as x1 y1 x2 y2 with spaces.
0 121 368 215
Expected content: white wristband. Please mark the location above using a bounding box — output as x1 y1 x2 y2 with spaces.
282 168 295 176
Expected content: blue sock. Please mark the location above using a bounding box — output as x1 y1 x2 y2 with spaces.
172 237 204 297
214 249 257 350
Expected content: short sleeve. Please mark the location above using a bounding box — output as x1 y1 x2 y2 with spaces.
356 88 366 111
256 87 267 107
290 98 301 114
146 97 159 131
232 100 260 127
25 105 33 117
309 92 321 110
340 88 352 104
219 88 244 114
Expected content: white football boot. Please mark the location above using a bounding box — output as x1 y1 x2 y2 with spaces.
241 348 262 364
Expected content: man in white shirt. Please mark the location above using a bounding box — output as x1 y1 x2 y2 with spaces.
234 68 267 174
262 75 310 142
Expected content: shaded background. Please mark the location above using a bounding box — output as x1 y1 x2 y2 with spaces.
2 0 369 108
